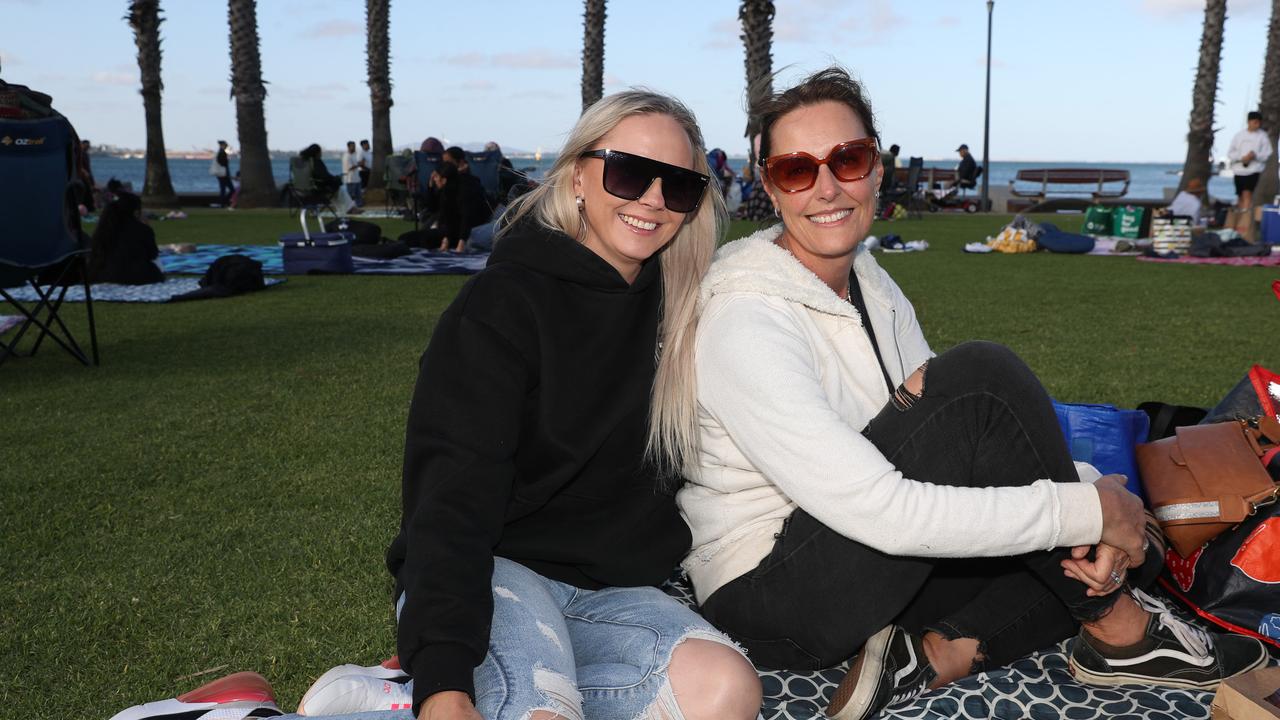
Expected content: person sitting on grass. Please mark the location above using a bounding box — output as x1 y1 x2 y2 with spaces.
676 67 1268 720
88 192 163 285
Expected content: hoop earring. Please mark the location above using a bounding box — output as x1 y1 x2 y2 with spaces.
772 205 781 218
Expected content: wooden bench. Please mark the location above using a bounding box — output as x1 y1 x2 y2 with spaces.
894 166 957 187
1010 168 1130 201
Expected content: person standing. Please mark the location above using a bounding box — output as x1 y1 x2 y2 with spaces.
879 143 899 198
1227 111 1273 210
342 140 363 207
214 140 233 207
359 139 373 189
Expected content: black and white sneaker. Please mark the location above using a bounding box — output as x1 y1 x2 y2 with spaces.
826 625 937 720
1070 587 1269 690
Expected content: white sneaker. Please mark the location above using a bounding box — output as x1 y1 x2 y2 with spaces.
109 671 281 720
298 673 413 716
297 656 408 712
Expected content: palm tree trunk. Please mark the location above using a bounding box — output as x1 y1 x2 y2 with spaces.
127 0 178 207
581 0 606 113
1178 0 1227 193
1254 0 1280 206
739 0 775 168
228 0 277 208
366 0 393 192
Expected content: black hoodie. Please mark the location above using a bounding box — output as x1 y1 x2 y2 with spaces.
386 218 691 711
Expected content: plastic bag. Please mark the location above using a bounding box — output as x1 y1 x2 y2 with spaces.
1053 400 1150 499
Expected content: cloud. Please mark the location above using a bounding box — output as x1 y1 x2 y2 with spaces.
977 55 1006 69
936 16 961 27
703 17 740 50
508 89 566 101
604 73 626 88
454 79 496 92
303 20 362 38
92 71 136 87
274 82 350 101
198 84 226 97
1140 0 1264 16
1 51 20 66
440 49 576 70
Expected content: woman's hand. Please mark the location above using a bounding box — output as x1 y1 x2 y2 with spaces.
419 690 483 720
1094 474 1145 563
1062 542 1130 597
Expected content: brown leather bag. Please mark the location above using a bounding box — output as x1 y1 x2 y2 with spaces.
1136 417 1280 558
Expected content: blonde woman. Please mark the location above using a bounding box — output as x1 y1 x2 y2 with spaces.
294 91 761 720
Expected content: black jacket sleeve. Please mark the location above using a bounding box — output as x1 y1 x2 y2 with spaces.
396 278 534 712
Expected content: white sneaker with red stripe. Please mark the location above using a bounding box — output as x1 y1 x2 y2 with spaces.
108 671 282 720
297 656 413 716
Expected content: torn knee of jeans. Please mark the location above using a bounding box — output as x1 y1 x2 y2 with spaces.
631 628 748 720
890 361 929 412
922 621 988 673
523 666 584 720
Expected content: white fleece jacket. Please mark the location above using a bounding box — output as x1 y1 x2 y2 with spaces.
678 226 1104 603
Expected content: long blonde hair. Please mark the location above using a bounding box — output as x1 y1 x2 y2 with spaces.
498 90 726 483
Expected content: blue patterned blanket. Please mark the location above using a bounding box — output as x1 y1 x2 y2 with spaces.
159 244 489 276
657 573 1220 720
2 277 285 303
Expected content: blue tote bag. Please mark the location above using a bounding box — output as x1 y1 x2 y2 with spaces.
1052 401 1150 500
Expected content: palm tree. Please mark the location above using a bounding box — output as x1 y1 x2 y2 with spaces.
366 0 393 192
126 0 178 207
581 0 606 112
227 0 276 208
1178 0 1227 193
739 0 775 167
1253 0 1280 206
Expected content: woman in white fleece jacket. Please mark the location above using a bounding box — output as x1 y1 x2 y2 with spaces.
677 68 1267 720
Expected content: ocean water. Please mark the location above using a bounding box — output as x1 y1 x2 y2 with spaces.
88 155 1237 202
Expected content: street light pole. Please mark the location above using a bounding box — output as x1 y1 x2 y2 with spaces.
981 0 993 212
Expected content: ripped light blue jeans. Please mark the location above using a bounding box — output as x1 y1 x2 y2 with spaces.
282 557 742 720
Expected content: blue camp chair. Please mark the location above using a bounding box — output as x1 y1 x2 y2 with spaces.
411 150 442 230
465 151 501 204
0 115 99 366
383 152 413 213
287 155 339 218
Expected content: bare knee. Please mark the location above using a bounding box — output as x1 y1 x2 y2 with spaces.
528 712 572 720
667 638 761 720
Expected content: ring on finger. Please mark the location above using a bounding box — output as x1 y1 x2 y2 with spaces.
1109 570 1125 586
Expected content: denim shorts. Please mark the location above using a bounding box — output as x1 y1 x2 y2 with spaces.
286 557 742 720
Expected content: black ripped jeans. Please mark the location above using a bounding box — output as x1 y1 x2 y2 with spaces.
700 341 1161 672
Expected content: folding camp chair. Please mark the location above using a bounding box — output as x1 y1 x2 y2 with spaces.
465 151 501 206
902 157 926 219
286 155 339 219
0 115 99 367
383 152 412 215
410 150 442 230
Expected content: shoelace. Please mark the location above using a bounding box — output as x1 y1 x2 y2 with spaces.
888 677 929 707
1130 587 1211 658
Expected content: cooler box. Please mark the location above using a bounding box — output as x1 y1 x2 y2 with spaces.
280 209 355 274
1262 204 1280 245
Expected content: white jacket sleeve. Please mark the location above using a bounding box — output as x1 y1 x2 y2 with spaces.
697 296 1102 558
1227 132 1243 162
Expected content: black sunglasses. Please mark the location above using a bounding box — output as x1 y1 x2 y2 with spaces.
579 149 710 214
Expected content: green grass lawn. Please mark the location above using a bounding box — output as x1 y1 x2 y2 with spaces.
2 209 1277 717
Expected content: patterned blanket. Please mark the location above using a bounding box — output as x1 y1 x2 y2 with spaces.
1 277 285 303
657 573 1219 720
1137 254 1280 267
159 245 489 276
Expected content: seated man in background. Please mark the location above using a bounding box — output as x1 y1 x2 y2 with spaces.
955 143 979 189
1167 177 1208 225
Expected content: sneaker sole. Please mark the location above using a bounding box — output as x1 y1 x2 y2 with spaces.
109 698 281 720
1068 642 1269 692
827 626 894 720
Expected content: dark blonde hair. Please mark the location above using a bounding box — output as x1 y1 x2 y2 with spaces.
755 67 880 162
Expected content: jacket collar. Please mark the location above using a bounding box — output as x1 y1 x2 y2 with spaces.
701 224 896 323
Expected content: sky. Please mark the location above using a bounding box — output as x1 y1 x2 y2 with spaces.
0 0 1273 162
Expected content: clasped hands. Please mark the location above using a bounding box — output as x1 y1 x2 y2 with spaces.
1061 474 1148 597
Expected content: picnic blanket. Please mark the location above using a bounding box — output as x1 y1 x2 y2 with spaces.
1137 254 1280 267
1 277 285 303
159 244 489 276
656 573 1222 720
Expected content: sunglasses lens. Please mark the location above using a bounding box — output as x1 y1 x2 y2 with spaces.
659 169 706 213
602 152 652 201
769 156 819 192
830 144 875 181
